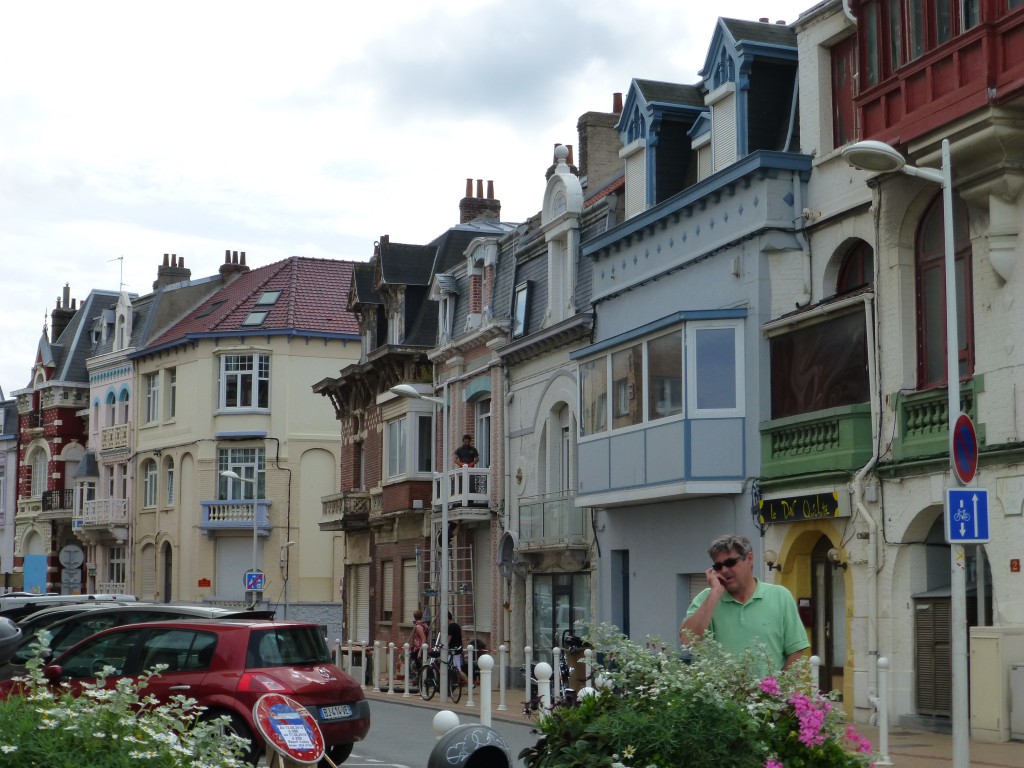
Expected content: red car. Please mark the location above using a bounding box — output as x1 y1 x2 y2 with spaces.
0 618 369 766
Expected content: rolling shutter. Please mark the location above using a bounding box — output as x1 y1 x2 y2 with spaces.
348 564 370 644
624 150 647 219
712 93 737 172
140 544 156 601
472 527 492 631
402 558 418 624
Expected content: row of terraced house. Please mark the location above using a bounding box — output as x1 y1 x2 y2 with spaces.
3 1 1024 739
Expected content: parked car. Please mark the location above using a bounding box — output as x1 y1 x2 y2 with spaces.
0 593 138 622
1 603 273 680
0 618 369 765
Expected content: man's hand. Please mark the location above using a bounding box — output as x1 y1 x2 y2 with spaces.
705 567 727 595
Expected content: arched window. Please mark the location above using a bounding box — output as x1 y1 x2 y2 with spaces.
836 241 874 294
30 446 48 498
106 391 117 426
164 457 175 506
119 390 130 424
915 192 973 388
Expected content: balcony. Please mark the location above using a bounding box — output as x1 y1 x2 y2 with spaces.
320 490 374 531
41 489 75 512
760 404 873 483
200 499 272 536
891 380 982 465
433 466 490 509
96 581 128 595
82 498 128 528
101 424 130 451
518 491 587 550
26 413 44 430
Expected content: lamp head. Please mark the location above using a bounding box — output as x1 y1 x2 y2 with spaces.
389 384 422 400
220 470 241 480
841 140 907 173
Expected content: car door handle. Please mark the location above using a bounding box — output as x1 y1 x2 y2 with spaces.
169 685 191 691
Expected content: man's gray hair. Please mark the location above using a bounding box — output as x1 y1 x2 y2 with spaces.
708 534 752 559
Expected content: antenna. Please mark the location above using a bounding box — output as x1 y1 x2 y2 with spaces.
108 256 124 291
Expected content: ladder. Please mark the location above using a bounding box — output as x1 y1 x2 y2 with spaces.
420 526 475 630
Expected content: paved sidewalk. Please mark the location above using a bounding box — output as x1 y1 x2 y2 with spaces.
362 683 1024 767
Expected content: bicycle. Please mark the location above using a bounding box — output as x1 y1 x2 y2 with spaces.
419 639 463 703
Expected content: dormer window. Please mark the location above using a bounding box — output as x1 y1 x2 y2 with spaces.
255 291 281 306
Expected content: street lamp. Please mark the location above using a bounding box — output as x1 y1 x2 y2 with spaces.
389 382 450 704
843 138 968 768
219 470 261 608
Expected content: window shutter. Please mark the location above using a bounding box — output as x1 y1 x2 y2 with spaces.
381 561 394 620
348 564 370 644
624 151 647 219
697 146 712 181
402 558 418 624
140 544 156 601
712 93 737 171
472 527 492 631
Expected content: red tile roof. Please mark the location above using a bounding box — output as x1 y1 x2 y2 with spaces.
143 256 360 353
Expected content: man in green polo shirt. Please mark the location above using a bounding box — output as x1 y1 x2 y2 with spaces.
680 534 809 672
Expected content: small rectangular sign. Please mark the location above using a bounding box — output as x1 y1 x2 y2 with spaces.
759 491 849 525
946 488 990 543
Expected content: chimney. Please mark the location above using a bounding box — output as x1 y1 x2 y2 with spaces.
50 283 77 342
576 94 626 194
458 179 501 223
153 252 192 290
219 249 251 284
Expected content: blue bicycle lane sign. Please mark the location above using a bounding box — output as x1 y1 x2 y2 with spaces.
945 489 990 544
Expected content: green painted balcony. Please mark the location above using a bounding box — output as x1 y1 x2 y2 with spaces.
760 404 873 480
891 380 981 463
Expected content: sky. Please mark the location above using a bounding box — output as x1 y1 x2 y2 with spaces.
0 0 813 396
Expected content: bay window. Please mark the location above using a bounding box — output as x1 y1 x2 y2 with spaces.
385 411 434 479
219 353 270 409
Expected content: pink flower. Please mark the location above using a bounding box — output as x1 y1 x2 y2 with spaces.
845 725 873 754
759 677 780 696
765 760 784 768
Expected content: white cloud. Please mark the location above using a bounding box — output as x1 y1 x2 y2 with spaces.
0 0 811 394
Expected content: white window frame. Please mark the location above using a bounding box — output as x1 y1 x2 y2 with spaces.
166 368 177 419
145 373 160 423
475 398 491 469
217 447 265 500
30 447 48 498
165 460 175 506
686 320 744 418
108 545 126 585
218 353 270 411
386 418 407 478
381 560 394 621
384 405 435 481
143 460 158 508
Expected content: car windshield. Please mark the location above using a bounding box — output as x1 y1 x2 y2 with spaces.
246 626 330 668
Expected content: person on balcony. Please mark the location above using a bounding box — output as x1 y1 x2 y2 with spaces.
453 434 479 467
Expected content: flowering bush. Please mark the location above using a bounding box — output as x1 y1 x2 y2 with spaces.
520 625 873 768
0 636 248 768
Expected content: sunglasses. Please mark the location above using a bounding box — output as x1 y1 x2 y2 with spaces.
711 554 747 571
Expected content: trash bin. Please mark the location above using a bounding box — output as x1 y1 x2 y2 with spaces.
428 723 512 768
0 617 21 664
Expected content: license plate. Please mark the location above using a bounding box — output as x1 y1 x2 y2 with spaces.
320 704 352 720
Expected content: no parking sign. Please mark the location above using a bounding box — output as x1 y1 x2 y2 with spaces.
253 693 325 765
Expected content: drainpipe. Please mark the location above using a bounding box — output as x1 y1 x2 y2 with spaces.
852 290 883 718
792 171 812 308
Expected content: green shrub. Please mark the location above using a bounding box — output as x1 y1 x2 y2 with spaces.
0 636 247 768
520 626 873 768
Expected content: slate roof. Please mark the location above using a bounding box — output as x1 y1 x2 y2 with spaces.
350 263 382 307
141 257 360 355
47 290 122 384
721 18 796 48
379 242 436 286
634 80 706 108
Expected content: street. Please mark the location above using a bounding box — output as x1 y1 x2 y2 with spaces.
259 697 540 768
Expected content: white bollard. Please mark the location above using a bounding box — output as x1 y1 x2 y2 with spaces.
877 657 893 765
334 640 343 669
402 643 411 698
343 639 352 678
479 654 494 727
465 644 475 708
535 661 552 718
432 710 460 739
583 648 593 687
374 641 382 691
524 645 533 704
387 642 395 694
552 647 562 700
497 644 508 711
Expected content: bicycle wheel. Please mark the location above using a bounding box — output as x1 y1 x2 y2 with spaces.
448 667 463 703
420 665 437 701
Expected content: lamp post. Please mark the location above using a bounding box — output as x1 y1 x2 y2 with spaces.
843 138 967 768
220 470 261 607
390 381 450 704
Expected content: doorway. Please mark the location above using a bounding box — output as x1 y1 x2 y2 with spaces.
811 536 846 696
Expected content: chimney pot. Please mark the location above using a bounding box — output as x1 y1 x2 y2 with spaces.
225 249 231 263
776 19 785 24
63 284 71 307
232 251 239 264
163 253 170 266
476 179 483 198
566 145 574 166
240 252 246 265
465 178 473 197
613 92 623 113
179 257 185 269
486 180 494 200
759 17 769 22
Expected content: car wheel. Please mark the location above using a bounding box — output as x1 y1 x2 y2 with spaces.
320 743 353 766
203 709 258 765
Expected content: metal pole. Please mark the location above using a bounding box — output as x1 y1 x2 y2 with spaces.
940 138 969 768
440 378 450 705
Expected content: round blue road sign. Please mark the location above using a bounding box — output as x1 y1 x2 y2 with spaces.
952 413 978 485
